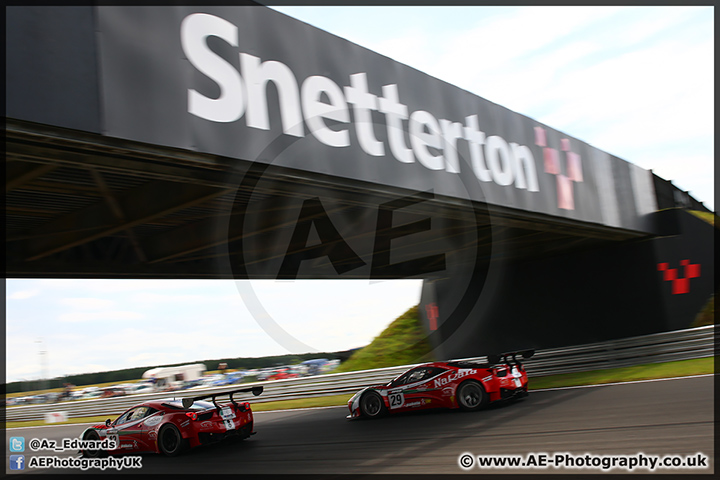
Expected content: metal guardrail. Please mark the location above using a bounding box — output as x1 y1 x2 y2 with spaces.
520 325 715 377
5 325 714 423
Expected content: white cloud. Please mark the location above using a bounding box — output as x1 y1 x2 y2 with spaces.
57 311 145 323
251 279 422 352
412 8 617 96
6 364 41 382
60 297 116 310
366 8 714 209
127 352 186 367
6 335 55 381
270 6 712 209
640 154 714 203
130 292 247 306
363 28 433 74
54 333 85 342
65 364 111 376
38 278 218 293
8 289 40 300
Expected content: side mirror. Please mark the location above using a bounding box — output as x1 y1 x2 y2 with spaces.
251 386 263 396
487 354 501 365
522 350 535 359
182 398 194 409
105 419 112 427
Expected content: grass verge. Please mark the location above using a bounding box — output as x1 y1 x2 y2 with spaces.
334 306 434 373
6 357 712 429
529 356 713 390
688 209 717 226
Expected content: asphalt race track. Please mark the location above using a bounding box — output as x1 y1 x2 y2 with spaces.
6 375 714 475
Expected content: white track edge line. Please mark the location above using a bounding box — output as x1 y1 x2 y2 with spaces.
532 373 715 392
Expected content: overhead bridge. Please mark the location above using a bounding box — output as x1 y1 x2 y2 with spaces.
5 5 714 358
6 119 647 279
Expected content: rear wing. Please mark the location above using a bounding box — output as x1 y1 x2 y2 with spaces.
487 350 534 366
181 386 263 410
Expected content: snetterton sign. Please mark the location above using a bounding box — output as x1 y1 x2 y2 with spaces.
94 6 656 231
181 13 539 195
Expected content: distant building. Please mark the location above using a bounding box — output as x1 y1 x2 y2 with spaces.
142 363 206 390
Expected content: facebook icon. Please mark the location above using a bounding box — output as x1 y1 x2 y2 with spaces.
10 455 25 470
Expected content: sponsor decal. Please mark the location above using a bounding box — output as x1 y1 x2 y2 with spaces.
144 416 162 427
404 398 432 408
180 420 190 428
120 444 133 449
657 260 701 294
200 421 214 429
534 127 583 210
433 369 477 389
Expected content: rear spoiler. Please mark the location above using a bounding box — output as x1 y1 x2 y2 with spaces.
487 350 534 366
181 386 263 410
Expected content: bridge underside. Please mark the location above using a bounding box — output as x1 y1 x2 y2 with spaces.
6 120 649 279
5 119 715 361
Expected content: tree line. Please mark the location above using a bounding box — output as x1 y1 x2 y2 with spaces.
5 349 357 394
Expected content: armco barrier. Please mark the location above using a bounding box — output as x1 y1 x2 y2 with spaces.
5 325 714 423
518 325 715 377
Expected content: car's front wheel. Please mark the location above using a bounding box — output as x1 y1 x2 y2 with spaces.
456 380 487 411
81 429 107 458
158 424 186 456
360 390 387 419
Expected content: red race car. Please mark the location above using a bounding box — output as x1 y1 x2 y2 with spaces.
347 351 534 419
80 386 263 457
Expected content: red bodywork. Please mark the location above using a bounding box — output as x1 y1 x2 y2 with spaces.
269 368 299 381
347 355 531 419
80 387 262 456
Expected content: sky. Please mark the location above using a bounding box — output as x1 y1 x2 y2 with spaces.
5 6 714 384
271 5 714 210
6 279 422 383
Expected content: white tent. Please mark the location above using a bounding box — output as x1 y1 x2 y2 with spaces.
142 363 206 384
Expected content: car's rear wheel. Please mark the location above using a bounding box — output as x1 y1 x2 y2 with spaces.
230 421 253 441
81 429 107 458
360 390 387 418
158 424 186 456
457 380 486 411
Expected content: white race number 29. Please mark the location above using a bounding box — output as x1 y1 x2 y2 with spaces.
388 392 404 409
